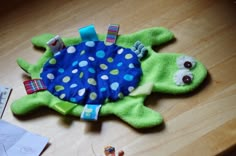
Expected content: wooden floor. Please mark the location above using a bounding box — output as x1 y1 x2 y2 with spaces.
1 0 236 155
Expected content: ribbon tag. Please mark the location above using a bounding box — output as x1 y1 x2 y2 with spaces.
23 79 47 94
80 104 102 121
106 24 119 44
47 35 65 53
79 25 98 42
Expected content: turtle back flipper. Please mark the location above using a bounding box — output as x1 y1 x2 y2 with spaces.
11 91 77 115
11 92 49 115
20 34 79 78
100 96 163 128
17 58 32 74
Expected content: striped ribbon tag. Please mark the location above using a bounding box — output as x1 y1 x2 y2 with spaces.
23 79 47 94
106 24 119 44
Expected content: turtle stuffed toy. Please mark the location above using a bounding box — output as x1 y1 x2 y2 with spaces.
11 25 207 128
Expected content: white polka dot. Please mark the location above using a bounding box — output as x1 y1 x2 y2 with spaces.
47 73 54 80
88 57 95 61
128 86 135 92
80 50 85 55
110 82 119 90
79 61 88 67
85 41 95 47
78 88 86 96
70 84 77 88
129 63 135 68
101 75 109 80
117 48 124 54
54 51 61 56
59 94 66 99
67 46 76 53
72 69 78 74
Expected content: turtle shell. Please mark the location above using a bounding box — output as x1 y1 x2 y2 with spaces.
40 41 142 105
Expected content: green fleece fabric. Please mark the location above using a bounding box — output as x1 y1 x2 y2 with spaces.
11 27 207 128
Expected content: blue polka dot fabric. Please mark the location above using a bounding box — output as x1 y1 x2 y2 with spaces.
40 41 142 105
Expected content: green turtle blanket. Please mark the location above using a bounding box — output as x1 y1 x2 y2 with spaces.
11 25 207 128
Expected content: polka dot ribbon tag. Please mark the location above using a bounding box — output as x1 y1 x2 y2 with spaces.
80 104 102 121
23 79 47 94
106 24 119 44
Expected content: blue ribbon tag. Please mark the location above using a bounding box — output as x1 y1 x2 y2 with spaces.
80 104 102 121
79 25 98 42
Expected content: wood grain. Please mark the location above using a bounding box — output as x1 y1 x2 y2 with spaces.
0 0 235 155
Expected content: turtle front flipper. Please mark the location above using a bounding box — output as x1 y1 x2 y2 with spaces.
116 27 174 49
100 96 163 129
32 33 84 49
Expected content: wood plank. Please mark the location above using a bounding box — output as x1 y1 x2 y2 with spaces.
173 119 236 156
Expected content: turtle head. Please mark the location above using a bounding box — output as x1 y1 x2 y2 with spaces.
152 53 207 94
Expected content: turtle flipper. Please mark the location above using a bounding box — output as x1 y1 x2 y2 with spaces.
11 92 48 115
31 33 56 49
17 55 50 78
153 27 175 45
32 33 84 50
11 91 77 115
116 105 163 128
17 58 32 74
117 103 162 128
101 96 163 128
116 27 174 48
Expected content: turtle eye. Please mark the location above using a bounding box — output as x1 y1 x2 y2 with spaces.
174 69 193 86
182 75 192 84
177 56 196 69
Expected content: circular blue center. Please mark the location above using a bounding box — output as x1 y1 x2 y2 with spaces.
40 41 142 105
